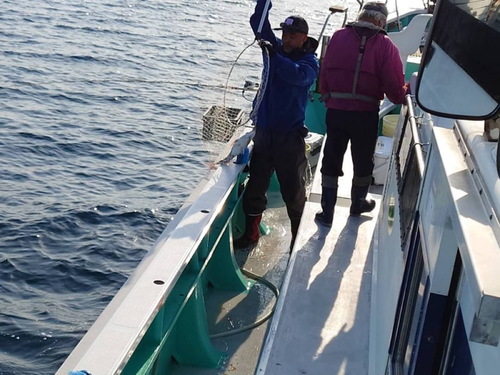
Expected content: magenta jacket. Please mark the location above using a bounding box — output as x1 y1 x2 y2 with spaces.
320 24 408 111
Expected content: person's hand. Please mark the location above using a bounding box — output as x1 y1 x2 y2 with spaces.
404 82 410 95
258 40 276 57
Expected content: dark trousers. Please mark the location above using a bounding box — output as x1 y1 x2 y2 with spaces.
243 127 307 223
321 108 379 186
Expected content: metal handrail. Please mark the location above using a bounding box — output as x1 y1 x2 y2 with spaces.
406 95 426 177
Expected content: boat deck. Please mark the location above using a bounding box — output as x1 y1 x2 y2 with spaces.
175 141 382 375
256 144 382 374
174 203 292 375
256 196 380 374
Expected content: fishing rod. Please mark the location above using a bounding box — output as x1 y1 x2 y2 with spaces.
83 78 254 91
1 78 258 92
255 0 272 40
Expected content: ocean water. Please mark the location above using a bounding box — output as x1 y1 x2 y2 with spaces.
0 0 355 373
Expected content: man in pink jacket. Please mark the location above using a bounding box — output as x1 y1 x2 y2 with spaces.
315 2 408 227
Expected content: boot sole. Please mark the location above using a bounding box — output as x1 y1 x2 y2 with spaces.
349 209 374 217
350 202 376 216
315 215 333 228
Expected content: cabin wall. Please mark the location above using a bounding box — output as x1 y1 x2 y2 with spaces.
370 154 405 375
420 146 458 296
372 117 500 375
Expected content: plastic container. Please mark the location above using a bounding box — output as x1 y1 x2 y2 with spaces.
382 114 399 137
305 132 324 169
373 136 393 185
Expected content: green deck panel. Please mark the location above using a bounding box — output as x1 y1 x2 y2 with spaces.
405 60 420 82
121 172 260 374
124 279 227 374
199 236 212 294
268 171 280 192
206 226 254 292
121 273 197 375
152 337 176 375
305 92 327 135
171 283 226 368
205 180 253 292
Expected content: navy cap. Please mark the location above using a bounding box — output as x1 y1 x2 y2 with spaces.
274 16 309 34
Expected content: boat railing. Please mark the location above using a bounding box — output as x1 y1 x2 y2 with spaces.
56 149 251 374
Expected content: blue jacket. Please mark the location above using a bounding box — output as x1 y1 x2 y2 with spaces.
250 0 319 133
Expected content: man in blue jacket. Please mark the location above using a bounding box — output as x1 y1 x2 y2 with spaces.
234 0 319 250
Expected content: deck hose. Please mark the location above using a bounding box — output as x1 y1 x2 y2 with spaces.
209 268 279 339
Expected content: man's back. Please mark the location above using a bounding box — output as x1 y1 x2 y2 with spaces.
321 26 406 111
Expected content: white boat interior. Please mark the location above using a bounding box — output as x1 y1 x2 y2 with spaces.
386 0 429 20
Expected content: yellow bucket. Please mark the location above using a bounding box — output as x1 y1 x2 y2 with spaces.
382 114 399 137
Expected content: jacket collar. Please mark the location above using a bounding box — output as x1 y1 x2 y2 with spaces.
281 36 319 59
346 21 387 37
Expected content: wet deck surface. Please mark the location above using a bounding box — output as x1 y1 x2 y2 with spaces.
173 195 292 375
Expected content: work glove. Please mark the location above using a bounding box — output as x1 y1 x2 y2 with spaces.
258 40 276 57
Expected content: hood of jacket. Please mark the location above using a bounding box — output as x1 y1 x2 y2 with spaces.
346 21 387 40
282 36 319 60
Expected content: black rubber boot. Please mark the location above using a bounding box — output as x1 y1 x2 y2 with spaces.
234 214 262 249
315 187 338 227
350 185 375 216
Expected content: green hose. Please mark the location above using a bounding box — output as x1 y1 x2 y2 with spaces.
209 269 280 339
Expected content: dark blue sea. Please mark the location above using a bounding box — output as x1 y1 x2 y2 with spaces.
0 0 353 373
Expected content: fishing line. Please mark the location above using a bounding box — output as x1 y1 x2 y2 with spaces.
210 0 272 135
219 39 270 129
0 78 249 92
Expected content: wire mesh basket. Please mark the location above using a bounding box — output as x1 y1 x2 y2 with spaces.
202 105 244 143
